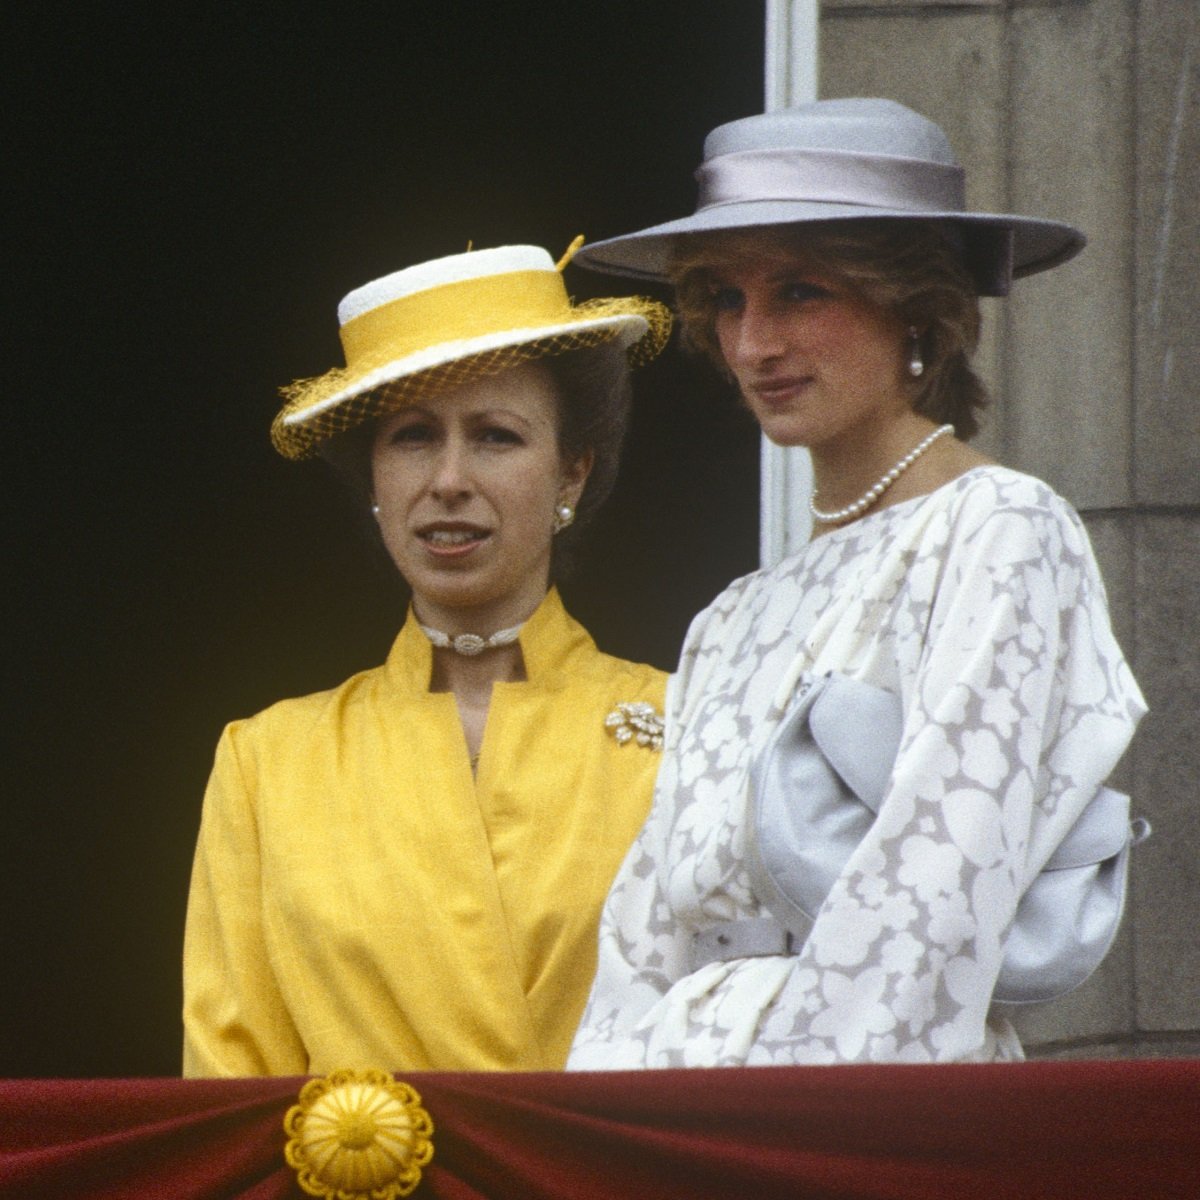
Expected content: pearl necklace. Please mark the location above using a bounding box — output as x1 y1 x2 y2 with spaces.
418 622 523 656
809 423 955 525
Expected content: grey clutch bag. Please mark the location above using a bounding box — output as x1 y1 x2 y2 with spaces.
736 672 1148 1006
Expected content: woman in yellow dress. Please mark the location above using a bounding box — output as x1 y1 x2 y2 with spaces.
183 243 671 1076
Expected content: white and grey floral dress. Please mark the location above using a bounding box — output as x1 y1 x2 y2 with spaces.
568 467 1145 1068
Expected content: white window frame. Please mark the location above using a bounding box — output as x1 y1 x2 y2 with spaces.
760 0 820 566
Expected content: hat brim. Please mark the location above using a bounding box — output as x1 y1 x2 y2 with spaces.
272 308 662 460
573 202 1085 297
291 312 644 419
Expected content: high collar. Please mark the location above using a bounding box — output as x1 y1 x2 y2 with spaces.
384 587 595 695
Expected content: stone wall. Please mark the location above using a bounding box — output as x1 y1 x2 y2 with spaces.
817 0 1200 1057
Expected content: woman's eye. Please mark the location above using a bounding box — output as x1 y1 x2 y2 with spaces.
478 426 523 446
710 286 743 313
387 423 435 445
781 281 830 304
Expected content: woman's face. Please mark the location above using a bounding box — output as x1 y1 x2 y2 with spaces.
370 361 591 631
709 254 910 450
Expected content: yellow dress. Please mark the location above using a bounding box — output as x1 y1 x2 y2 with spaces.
182 589 666 1076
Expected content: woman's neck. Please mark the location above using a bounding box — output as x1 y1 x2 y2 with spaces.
809 412 936 504
416 594 540 764
429 641 527 769
413 581 547 649
427 639 527 699
808 412 991 534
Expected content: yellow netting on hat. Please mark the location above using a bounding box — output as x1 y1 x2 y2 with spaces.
271 295 671 460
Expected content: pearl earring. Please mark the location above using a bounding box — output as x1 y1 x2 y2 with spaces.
907 327 925 378
371 503 381 517
553 502 575 533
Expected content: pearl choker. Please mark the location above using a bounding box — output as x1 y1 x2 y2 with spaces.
418 622 524 656
809 423 955 525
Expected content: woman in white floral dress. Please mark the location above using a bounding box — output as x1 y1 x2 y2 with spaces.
566 98 1146 1068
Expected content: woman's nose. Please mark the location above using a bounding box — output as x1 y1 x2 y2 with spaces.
724 305 786 368
429 439 473 499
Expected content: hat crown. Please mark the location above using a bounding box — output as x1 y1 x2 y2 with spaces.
704 98 958 168
338 245 556 326
570 95 1083 296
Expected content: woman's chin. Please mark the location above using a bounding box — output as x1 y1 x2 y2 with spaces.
759 421 815 450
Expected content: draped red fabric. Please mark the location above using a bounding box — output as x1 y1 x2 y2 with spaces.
1 1061 1198 1199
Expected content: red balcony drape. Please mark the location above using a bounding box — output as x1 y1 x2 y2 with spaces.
2 1059 1198 1199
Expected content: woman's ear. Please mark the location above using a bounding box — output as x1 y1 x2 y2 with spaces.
560 448 595 508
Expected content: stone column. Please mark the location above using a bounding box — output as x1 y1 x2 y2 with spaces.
816 0 1200 1057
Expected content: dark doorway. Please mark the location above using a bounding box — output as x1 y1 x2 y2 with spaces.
3 3 765 1076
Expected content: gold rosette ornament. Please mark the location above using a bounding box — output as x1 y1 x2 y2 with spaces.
284 1068 434 1199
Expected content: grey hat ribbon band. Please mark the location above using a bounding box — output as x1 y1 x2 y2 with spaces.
696 147 967 215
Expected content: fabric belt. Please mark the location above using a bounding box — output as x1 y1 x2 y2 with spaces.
689 917 802 973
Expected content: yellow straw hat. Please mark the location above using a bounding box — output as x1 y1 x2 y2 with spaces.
272 241 672 459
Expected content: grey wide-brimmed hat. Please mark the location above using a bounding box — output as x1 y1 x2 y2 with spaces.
574 98 1085 296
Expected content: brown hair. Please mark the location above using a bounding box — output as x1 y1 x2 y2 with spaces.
670 219 988 439
318 343 632 584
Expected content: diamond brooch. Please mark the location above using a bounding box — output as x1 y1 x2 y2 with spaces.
605 701 664 751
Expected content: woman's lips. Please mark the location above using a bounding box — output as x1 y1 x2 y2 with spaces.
748 375 812 406
417 524 491 558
